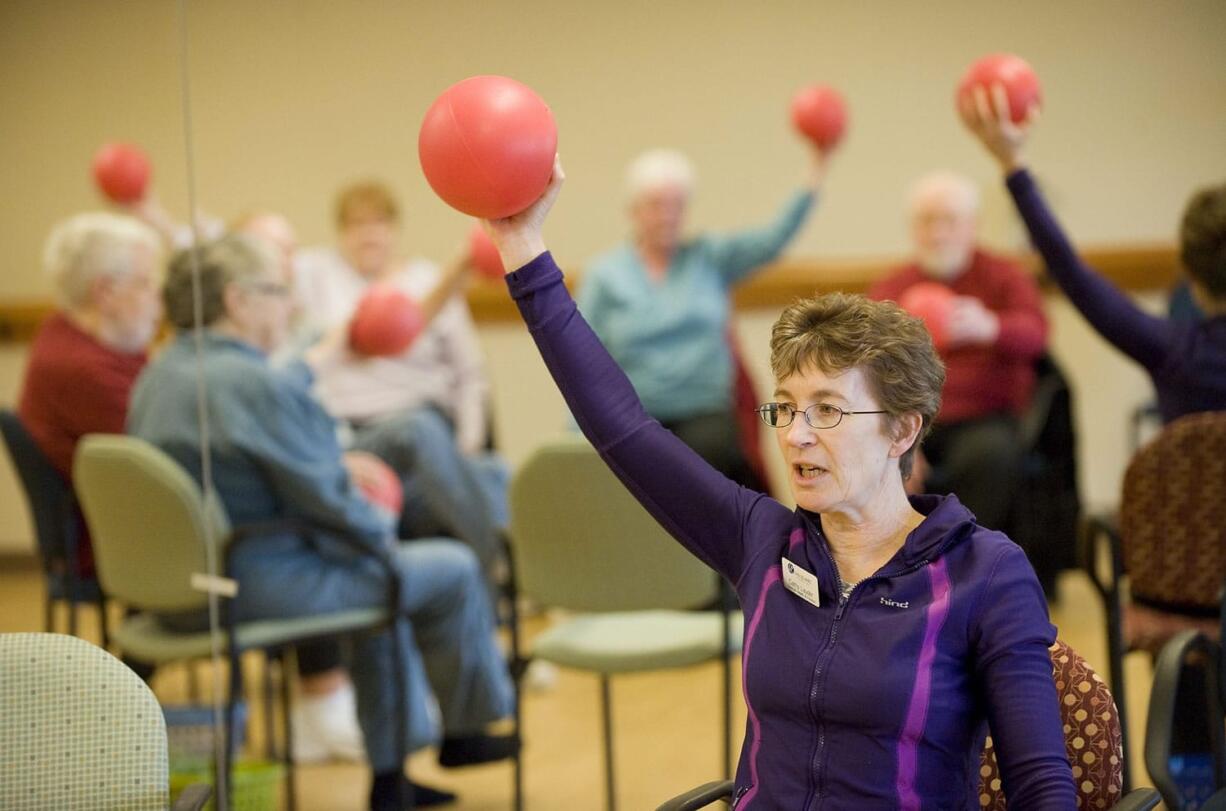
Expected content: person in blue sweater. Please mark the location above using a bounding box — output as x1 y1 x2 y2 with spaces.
484 161 1076 809
960 83 1226 423
578 147 823 485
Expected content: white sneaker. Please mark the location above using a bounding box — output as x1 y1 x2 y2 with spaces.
291 682 366 763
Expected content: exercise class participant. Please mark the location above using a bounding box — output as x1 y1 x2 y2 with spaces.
481 160 1076 808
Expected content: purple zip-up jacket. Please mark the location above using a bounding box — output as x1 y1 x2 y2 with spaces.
508 252 1077 810
1007 168 1226 423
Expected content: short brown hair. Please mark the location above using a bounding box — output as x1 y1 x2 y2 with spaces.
1181 182 1226 300
334 181 399 228
769 293 945 479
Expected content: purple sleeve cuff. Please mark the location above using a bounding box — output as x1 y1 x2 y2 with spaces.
506 251 563 300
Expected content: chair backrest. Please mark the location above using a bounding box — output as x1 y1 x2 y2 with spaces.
0 408 81 574
73 434 230 613
0 632 169 810
1145 631 1226 810
978 639 1123 809
509 436 719 612
1119 411 1226 609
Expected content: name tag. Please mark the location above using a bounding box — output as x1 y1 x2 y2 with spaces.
781 558 820 608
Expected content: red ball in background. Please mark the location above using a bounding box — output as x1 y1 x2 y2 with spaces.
956 53 1041 123
418 75 558 219
351 455 404 517
898 282 956 350
467 224 505 280
91 142 151 203
790 85 848 151
348 285 424 357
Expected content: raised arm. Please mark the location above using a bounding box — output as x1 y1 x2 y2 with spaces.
705 147 826 286
483 162 781 581
959 84 1173 370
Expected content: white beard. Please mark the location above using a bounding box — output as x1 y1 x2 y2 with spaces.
916 246 972 280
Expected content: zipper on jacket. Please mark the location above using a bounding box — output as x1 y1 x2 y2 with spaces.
802 552 932 811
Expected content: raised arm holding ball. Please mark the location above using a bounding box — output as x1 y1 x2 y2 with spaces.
960 82 1226 422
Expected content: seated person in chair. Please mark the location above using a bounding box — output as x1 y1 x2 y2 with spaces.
128 234 516 810
870 171 1049 530
18 212 164 577
481 159 1075 808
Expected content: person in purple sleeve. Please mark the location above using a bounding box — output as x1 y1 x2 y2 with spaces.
481 160 1076 809
959 84 1226 423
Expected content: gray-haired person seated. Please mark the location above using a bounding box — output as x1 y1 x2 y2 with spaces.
126 234 517 810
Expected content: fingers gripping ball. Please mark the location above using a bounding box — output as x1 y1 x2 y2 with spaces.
898 282 956 350
790 85 848 151
91 143 151 203
418 75 558 219
348 285 424 357
956 53 1041 123
468 223 505 279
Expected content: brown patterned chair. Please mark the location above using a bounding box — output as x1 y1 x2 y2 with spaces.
978 640 1161 810
1083 411 1226 788
657 641 1161 810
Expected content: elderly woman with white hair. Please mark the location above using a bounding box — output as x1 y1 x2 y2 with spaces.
869 171 1048 538
578 148 825 486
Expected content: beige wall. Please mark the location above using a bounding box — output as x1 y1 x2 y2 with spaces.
1 1 1224 551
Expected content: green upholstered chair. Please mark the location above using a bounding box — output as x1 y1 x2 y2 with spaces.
0 632 212 811
508 437 743 811
72 434 407 811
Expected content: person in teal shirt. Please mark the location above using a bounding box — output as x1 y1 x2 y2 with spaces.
578 147 826 486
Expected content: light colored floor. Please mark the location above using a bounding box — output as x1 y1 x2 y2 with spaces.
0 563 1157 810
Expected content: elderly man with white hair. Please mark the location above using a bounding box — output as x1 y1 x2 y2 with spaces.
17 211 163 579
578 147 825 486
870 170 1048 532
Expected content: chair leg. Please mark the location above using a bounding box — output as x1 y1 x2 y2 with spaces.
279 648 298 811
600 675 616 811
264 651 278 761
44 594 54 634
97 598 111 650
1105 589 1133 791
721 601 733 780
222 637 245 811
505 538 525 811
68 599 79 637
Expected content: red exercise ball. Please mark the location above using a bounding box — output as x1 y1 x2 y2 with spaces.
91 142 151 204
348 285 424 357
956 53 1041 123
790 85 848 151
418 75 557 219
468 223 505 280
898 282 956 349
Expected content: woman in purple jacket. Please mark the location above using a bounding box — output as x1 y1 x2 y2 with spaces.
485 161 1076 809
960 84 1226 423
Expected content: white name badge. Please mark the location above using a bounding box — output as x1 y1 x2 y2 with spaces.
781 558 820 608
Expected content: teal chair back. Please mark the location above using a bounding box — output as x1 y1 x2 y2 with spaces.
509 437 718 613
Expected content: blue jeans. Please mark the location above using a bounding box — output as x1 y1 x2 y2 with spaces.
231 537 514 772
350 408 509 570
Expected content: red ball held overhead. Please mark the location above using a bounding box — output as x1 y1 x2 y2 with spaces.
790 85 848 151
956 53 1042 123
898 282 956 350
348 285 424 357
91 142 151 204
467 223 505 280
418 75 558 219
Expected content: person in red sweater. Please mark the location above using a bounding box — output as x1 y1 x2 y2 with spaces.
870 171 1048 529
18 212 164 574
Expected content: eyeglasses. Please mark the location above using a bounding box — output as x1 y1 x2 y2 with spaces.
756 402 887 429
